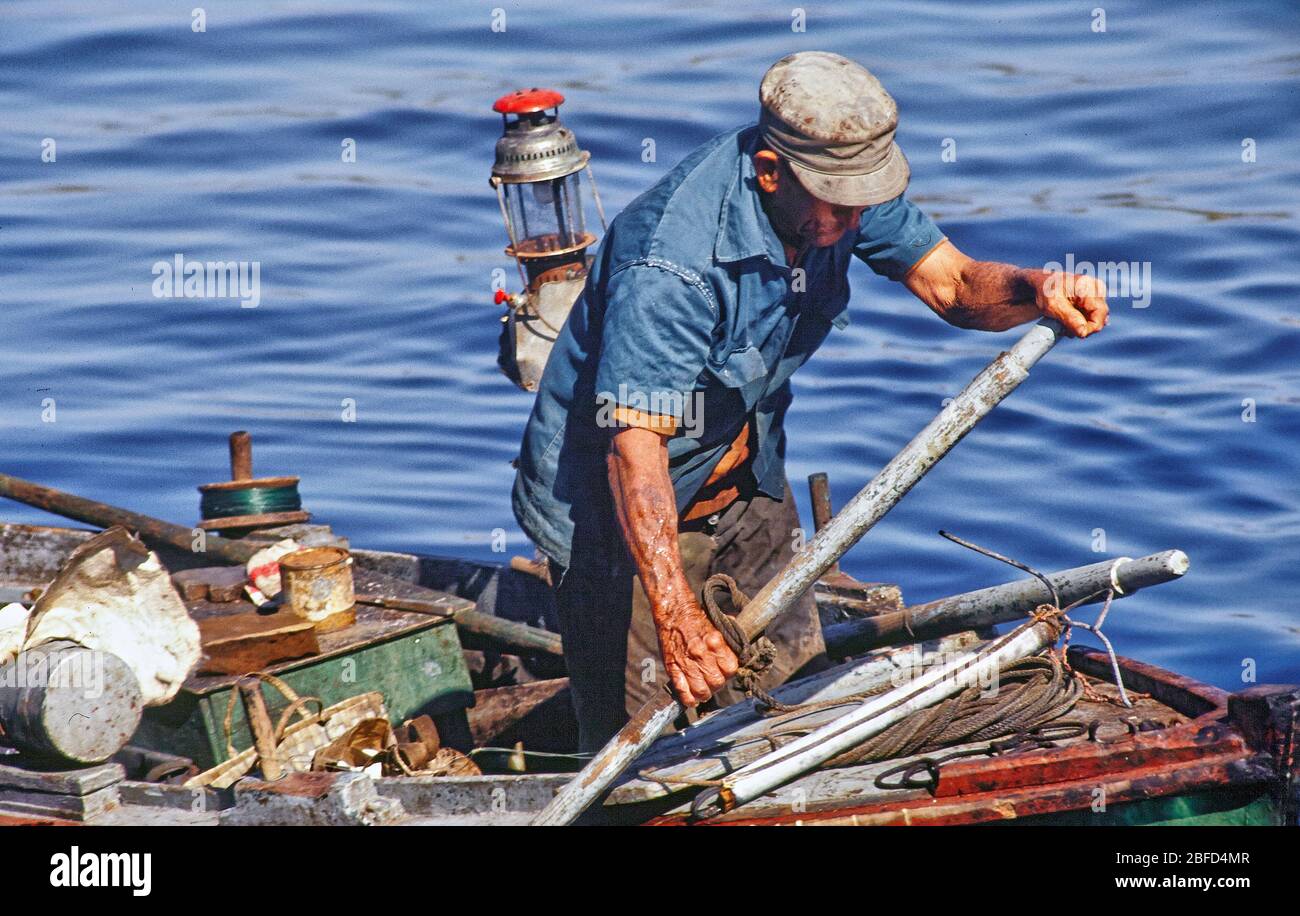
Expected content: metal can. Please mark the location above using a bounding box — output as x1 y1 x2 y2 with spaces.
279 547 356 634
0 639 143 764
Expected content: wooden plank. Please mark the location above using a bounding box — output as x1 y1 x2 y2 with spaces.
0 784 120 821
814 581 904 617
657 751 1272 826
0 811 80 826
116 780 224 813
933 723 1243 799
196 612 319 675
375 773 572 818
0 761 124 796
467 678 572 747
182 599 457 693
0 522 97 586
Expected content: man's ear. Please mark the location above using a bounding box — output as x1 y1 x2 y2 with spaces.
753 149 782 193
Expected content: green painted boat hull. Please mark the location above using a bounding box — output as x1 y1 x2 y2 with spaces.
1005 787 1280 826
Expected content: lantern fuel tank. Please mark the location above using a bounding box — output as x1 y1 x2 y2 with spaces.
489 88 605 392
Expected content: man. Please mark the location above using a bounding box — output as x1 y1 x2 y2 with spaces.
513 51 1108 752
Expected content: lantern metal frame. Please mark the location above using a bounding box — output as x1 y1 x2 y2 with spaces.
489 89 607 289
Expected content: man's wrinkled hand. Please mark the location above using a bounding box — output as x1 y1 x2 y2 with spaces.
656 601 739 707
1035 271 1109 338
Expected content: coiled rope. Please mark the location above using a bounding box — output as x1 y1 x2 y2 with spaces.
747 652 1082 769
700 574 783 709
698 571 1081 762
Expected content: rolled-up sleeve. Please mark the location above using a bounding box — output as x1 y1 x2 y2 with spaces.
852 195 945 281
594 262 715 427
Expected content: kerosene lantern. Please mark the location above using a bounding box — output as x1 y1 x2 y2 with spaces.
490 88 606 391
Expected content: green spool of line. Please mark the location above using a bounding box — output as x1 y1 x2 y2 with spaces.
198 431 311 531
200 484 303 521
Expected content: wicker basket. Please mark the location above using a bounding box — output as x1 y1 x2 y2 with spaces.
185 673 387 790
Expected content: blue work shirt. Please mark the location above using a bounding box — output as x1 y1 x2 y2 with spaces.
512 124 943 571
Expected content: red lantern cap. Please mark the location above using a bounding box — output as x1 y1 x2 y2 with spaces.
493 88 565 115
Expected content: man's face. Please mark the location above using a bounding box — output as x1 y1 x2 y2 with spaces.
754 150 866 253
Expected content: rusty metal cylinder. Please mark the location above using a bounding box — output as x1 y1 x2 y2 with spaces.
0 639 143 764
279 546 356 633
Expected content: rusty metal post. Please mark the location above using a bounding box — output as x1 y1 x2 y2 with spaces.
532 319 1064 825
229 431 253 481
807 472 839 576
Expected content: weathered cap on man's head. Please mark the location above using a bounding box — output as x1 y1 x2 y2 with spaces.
759 51 909 207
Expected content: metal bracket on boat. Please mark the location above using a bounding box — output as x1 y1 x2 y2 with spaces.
690 784 734 821
1086 717 1170 744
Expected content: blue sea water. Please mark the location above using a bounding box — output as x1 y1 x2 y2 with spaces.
1 1 1297 688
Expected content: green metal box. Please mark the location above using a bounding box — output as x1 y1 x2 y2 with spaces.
130 609 473 769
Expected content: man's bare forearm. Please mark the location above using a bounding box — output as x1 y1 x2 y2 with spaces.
905 239 1108 338
606 425 739 706
944 260 1046 331
606 427 694 616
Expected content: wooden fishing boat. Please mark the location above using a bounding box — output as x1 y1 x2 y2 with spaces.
0 520 1295 827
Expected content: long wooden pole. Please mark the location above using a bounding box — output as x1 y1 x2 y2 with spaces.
355 593 564 658
822 550 1189 657
533 319 1064 825
0 471 258 564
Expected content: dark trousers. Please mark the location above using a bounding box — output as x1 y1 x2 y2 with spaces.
551 477 828 753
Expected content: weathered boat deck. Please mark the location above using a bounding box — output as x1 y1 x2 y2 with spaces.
0 521 1294 826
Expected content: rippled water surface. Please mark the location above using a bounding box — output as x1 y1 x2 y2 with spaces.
2 1 1297 687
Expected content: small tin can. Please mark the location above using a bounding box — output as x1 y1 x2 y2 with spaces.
279 546 356 633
